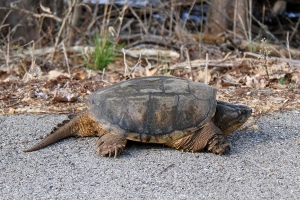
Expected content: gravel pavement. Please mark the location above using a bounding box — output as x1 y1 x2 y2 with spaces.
0 111 300 199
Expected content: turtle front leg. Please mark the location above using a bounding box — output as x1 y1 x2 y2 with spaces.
206 134 230 155
96 134 127 158
166 120 230 155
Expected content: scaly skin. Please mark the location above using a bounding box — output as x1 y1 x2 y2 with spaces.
23 110 105 152
166 120 230 155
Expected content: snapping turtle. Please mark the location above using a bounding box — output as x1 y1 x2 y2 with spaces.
23 76 252 157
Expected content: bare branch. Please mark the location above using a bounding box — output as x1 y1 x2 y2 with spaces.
0 7 62 22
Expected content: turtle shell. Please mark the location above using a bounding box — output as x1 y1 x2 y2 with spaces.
86 76 216 143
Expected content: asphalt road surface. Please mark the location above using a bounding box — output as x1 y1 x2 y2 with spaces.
0 111 299 199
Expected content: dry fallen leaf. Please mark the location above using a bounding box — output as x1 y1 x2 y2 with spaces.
48 70 70 80
52 93 78 102
73 71 86 80
9 108 15 114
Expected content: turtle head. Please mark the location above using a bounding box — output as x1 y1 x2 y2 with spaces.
214 101 252 137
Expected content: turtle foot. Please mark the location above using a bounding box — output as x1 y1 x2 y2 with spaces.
207 135 230 155
96 134 127 158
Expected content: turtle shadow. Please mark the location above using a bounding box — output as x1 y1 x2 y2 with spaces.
124 140 171 153
109 112 300 157
121 129 270 157
226 124 298 156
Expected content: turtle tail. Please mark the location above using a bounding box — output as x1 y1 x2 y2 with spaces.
23 110 98 152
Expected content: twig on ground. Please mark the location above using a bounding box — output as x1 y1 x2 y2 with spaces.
182 0 196 29
116 5 129 38
0 6 62 22
5 31 10 73
87 0 99 32
185 47 193 80
156 163 175 176
62 42 71 77
122 48 129 77
128 6 148 35
128 51 142 77
289 16 300 42
286 32 292 60
233 0 237 41
101 68 105 81
51 0 76 62
0 9 13 28
205 53 208 84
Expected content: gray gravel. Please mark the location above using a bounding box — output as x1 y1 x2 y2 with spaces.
0 111 300 199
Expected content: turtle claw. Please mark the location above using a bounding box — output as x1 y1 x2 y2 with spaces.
210 143 230 155
207 134 230 155
97 144 125 158
95 134 127 158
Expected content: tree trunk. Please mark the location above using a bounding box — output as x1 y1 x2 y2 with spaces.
205 0 249 39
